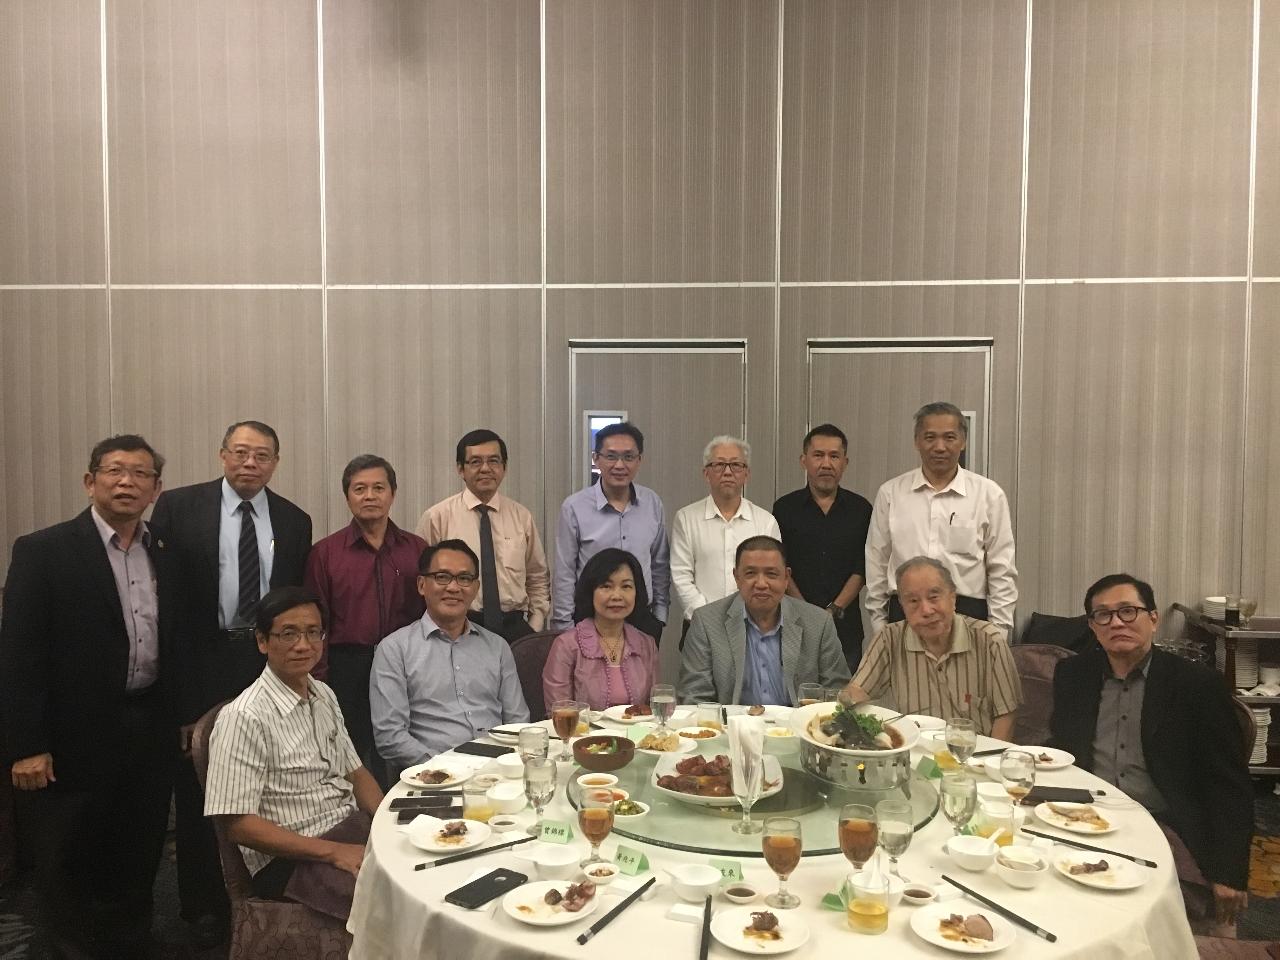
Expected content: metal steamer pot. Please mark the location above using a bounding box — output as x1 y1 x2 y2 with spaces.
789 703 921 793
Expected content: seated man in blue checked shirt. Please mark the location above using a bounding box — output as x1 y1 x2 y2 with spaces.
204 586 383 921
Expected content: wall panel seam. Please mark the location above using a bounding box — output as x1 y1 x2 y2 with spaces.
317 0 331 538
100 0 114 428
1240 0 1261 590
772 0 785 498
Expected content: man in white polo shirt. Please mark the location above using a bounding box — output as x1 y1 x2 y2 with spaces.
205 586 383 920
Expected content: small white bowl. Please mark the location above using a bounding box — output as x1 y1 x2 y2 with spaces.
487 815 521 832
848 871 905 909
995 845 1048 889
901 884 937 906
612 799 650 820
723 883 758 904
486 780 526 815
666 864 722 902
514 842 582 880
583 862 620 886
946 835 998 872
576 773 619 791
675 726 721 743
495 752 525 779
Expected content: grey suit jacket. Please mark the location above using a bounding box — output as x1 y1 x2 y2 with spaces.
678 594 850 704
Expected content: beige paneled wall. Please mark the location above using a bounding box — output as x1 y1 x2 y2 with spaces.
2 0 1278 623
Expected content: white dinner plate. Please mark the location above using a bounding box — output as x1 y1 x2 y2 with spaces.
633 731 698 757
652 754 784 807
488 723 529 744
1022 746 1075 771
601 704 655 725
404 815 491 853
501 880 600 926
399 759 474 789
710 905 810 955
1053 853 1148 891
906 714 946 732
909 903 1016 953
1033 802 1117 835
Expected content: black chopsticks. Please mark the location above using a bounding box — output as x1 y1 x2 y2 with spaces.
698 894 712 960
971 747 1007 758
413 834 535 871
575 876 657 945
1021 828 1157 868
941 875 1057 943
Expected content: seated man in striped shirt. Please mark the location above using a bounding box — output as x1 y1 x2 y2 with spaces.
205 586 384 920
837 556 1021 739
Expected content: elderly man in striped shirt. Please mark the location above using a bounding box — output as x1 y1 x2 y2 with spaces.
205 586 383 920
838 557 1021 739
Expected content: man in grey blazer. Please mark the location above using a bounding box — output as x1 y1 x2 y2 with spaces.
679 536 850 704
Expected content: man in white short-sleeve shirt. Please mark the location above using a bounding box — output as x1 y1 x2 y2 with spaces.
205 587 383 917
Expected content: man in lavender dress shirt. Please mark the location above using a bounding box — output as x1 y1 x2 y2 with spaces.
551 422 670 640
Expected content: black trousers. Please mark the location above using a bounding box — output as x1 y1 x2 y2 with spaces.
174 755 229 922
887 593 990 624
326 643 392 788
467 609 535 642
17 690 174 959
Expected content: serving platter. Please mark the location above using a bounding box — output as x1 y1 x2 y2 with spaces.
651 753 783 808
789 702 921 757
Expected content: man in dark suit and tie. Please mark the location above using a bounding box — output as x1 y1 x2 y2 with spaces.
150 420 312 946
1 435 177 959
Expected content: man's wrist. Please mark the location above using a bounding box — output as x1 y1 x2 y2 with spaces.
825 602 845 620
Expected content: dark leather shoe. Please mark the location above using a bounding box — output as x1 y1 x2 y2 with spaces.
189 914 228 950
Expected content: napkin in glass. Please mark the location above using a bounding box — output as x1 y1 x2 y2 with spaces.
726 715 765 805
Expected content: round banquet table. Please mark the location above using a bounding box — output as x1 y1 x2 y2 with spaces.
348 722 1197 960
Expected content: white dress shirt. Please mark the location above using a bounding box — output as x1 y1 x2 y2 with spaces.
864 467 1017 636
670 496 781 620
217 479 274 630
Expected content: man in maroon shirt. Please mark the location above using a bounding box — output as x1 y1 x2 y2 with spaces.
304 455 425 784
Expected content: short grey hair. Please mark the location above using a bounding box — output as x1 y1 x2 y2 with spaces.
703 435 751 466
895 556 957 593
912 402 967 438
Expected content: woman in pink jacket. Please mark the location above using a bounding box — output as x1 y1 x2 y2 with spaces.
543 548 659 711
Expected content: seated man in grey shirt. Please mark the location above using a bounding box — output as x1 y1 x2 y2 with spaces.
371 540 529 773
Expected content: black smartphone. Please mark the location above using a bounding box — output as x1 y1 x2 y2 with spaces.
390 795 457 811
444 868 528 909
452 741 514 758
397 805 461 825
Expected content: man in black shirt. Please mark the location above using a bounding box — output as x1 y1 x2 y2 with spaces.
772 424 873 668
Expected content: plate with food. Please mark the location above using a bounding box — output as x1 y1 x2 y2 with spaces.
709 906 809 955
652 753 784 807
1033 802 1116 835
1053 853 1148 891
502 880 600 926
1022 746 1075 771
399 759 475 789
910 905 1015 953
404 815 491 853
675 725 722 743
790 702 920 756
602 703 655 725
634 729 697 756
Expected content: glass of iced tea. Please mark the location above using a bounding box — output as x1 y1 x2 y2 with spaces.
550 699 585 742
578 789 615 868
762 817 802 909
838 804 878 871
696 701 723 731
797 683 823 707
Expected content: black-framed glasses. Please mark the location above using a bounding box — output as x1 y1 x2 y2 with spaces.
269 628 326 644
421 571 479 587
706 460 748 474
95 465 159 482
1088 604 1151 626
596 452 639 464
464 456 505 469
223 447 277 465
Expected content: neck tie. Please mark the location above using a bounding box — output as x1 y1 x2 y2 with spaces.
476 505 503 632
237 501 261 623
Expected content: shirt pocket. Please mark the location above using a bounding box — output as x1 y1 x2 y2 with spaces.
496 534 526 574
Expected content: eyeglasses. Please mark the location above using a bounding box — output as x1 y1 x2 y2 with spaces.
269 628 326 644
1088 604 1151 626
224 447 276 465
596 452 639 464
464 456 505 469
95 465 159 481
422 571 479 587
706 460 748 474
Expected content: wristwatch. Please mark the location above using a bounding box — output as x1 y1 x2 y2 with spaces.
825 602 845 620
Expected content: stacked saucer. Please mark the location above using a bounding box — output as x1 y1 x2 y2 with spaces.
1251 707 1272 765
1203 596 1228 620
1217 639 1259 689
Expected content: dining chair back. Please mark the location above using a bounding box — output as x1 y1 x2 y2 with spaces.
509 630 559 721
1009 643 1077 745
1230 695 1258 765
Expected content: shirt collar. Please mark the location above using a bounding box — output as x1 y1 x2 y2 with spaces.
701 495 753 522
259 665 316 716
591 481 639 510
909 467 968 496
342 517 407 549
221 477 270 517
744 607 783 638
461 488 504 512
1105 648 1155 681
418 609 481 644
90 504 151 550
903 614 969 657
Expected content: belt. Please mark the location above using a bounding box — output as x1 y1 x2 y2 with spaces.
220 627 256 642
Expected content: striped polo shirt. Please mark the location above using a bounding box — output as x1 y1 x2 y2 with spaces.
852 615 1022 735
205 666 361 875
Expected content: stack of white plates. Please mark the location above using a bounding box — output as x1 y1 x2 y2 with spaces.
1203 596 1228 620
1251 707 1271 765
1217 639 1259 689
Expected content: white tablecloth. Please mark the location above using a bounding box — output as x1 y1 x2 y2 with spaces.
348 736 1198 960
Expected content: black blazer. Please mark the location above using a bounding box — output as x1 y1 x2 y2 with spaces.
0 509 178 785
1049 646 1253 889
150 479 312 722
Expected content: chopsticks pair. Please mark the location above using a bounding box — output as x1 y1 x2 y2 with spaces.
575 876 659 945
1021 827 1157 868
942 875 1057 943
413 834 535 871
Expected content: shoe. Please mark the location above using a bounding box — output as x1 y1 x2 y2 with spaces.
189 914 228 951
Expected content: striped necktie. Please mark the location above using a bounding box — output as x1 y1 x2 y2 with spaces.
236 501 261 622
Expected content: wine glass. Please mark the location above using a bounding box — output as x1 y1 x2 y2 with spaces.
650 684 676 732
730 744 764 836
838 804 878 872
874 799 913 879
523 757 556 836
940 772 977 836
550 699 585 743
999 749 1036 804
518 725 549 763
945 717 977 764
578 789 615 868
762 817 802 909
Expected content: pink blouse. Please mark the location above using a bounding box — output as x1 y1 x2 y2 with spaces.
542 620 659 712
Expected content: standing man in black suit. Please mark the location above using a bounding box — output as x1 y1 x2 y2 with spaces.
150 420 312 946
1 434 176 959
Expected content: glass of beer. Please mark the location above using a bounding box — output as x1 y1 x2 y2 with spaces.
578 789 615 868
797 683 823 707
696 701 723 731
846 871 889 934
999 749 1036 804
945 717 977 764
838 804 878 871
762 817 802 909
650 684 676 732
550 699 585 742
